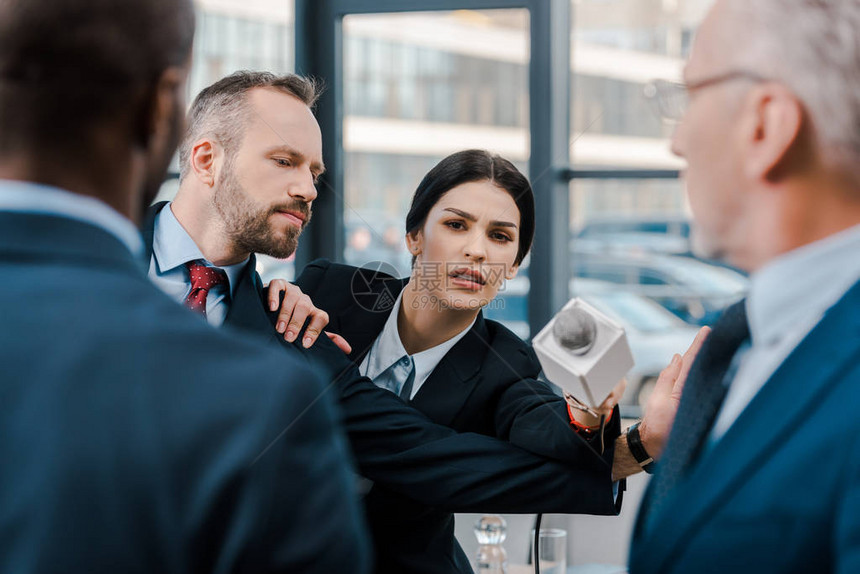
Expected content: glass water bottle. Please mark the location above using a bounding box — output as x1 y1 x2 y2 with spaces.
474 515 508 573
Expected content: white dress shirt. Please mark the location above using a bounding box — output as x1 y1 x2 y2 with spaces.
148 203 247 326
359 290 477 401
708 223 860 443
0 179 142 256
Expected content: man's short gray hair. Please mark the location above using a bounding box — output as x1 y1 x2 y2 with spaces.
178 71 321 180
723 0 860 172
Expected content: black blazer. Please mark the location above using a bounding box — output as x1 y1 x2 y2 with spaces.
296 258 623 574
0 213 369 573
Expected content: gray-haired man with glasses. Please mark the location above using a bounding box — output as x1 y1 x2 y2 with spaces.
631 1 860 573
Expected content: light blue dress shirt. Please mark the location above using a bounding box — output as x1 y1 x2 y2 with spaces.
359 290 477 401
148 203 247 327
0 179 143 256
708 223 860 443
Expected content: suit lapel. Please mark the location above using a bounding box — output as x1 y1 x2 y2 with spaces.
634 279 860 573
410 314 488 425
141 201 167 260
223 254 284 347
331 270 489 424
340 277 408 364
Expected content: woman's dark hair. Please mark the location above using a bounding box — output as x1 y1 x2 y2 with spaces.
405 149 535 266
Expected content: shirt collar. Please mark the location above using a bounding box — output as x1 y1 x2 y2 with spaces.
152 202 248 297
365 290 477 387
748 223 860 347
0 179 143 257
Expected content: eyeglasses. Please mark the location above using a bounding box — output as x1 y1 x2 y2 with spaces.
644 70 769 122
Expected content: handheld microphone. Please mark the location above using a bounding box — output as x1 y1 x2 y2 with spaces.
533 298 634 408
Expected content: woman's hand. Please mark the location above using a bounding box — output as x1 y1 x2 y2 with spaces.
265 279 352 354
567 378 626 428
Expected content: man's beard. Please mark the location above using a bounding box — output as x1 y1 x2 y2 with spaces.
212 157 311 259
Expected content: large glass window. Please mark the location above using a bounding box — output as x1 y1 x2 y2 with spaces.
567 0 745 416
342 9 531 338
189 0 294 100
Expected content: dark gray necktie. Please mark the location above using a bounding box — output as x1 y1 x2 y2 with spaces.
398 365 416 401
643 299 750 531
374 355 415 400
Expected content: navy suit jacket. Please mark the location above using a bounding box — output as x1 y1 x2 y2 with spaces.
143 204 619 521
0 212 368 574
295 258 623 574
629 279 860 574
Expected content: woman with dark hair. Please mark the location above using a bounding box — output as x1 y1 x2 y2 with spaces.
272 150 625 574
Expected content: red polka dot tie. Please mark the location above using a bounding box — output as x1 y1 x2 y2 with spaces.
184 261 228 318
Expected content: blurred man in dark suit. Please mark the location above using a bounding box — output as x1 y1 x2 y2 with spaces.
630 1 860 572
0 1 369 572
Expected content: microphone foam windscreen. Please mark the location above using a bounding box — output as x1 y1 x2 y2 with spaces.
552 306 598 355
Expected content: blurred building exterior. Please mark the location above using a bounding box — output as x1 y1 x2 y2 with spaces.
184 0 721 338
